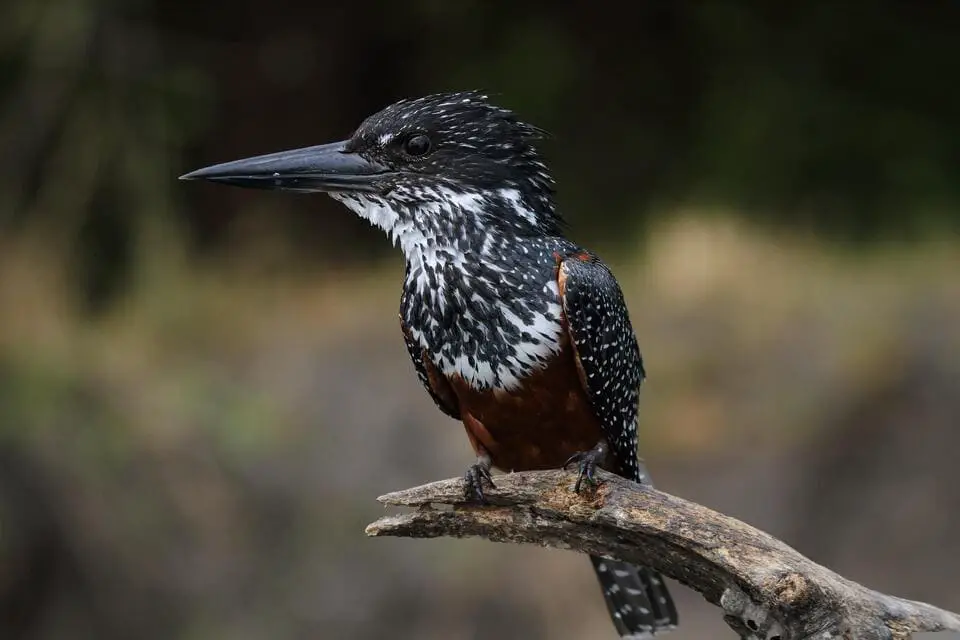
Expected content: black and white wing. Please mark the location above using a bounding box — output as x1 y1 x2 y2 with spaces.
558 254 646 482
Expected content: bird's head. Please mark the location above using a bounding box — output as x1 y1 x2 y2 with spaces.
181 91 561 253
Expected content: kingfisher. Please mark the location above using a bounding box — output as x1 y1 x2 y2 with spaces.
180 91 678 638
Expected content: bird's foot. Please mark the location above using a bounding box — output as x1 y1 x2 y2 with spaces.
463 456 495 502
564 441 608 493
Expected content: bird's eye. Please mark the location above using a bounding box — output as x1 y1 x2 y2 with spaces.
403 134 432 157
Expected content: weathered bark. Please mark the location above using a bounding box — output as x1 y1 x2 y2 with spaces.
366 469 960 639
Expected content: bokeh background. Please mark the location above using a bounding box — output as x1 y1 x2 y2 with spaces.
2 2 959 639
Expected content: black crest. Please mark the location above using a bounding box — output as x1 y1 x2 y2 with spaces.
345 91 561 231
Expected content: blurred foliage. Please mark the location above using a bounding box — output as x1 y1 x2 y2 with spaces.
2 2 960 638
2 0 959 311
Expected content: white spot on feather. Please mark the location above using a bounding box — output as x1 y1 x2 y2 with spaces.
497 188 537 226
331 186 562 390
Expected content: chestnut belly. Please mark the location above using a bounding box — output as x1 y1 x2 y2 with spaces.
447 347 604 472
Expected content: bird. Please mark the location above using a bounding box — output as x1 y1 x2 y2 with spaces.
180 91 679 639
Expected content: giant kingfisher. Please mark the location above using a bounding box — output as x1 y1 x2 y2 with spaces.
181 91 679 638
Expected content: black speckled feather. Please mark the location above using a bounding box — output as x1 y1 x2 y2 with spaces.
401 320 460 420
558 254 645 481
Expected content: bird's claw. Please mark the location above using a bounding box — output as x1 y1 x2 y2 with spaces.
564 448 604 493
463 461 495 502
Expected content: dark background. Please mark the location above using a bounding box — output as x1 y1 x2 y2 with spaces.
2 2 959 639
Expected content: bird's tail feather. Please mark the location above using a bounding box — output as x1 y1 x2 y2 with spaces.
591 555 678 638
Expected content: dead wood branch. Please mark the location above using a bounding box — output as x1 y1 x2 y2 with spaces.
366 469 960 640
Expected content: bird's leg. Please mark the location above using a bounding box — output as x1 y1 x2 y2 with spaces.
564 439 609 493
463 450 495 502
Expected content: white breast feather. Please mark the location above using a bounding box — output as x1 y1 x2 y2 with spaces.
331 188 564 390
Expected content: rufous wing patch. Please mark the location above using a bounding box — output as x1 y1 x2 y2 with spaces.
557 260 592 395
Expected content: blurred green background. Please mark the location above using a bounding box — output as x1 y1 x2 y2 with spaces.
2 1 959 639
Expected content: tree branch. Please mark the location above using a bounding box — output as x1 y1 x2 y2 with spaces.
366 469 960 640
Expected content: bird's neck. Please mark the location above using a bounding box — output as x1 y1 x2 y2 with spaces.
330 186 557 270
330 186 568 390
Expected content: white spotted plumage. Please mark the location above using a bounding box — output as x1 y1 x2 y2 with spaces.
333 186 564 390
558 257 645 481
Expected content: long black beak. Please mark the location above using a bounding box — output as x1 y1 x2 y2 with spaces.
179 140 390 193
